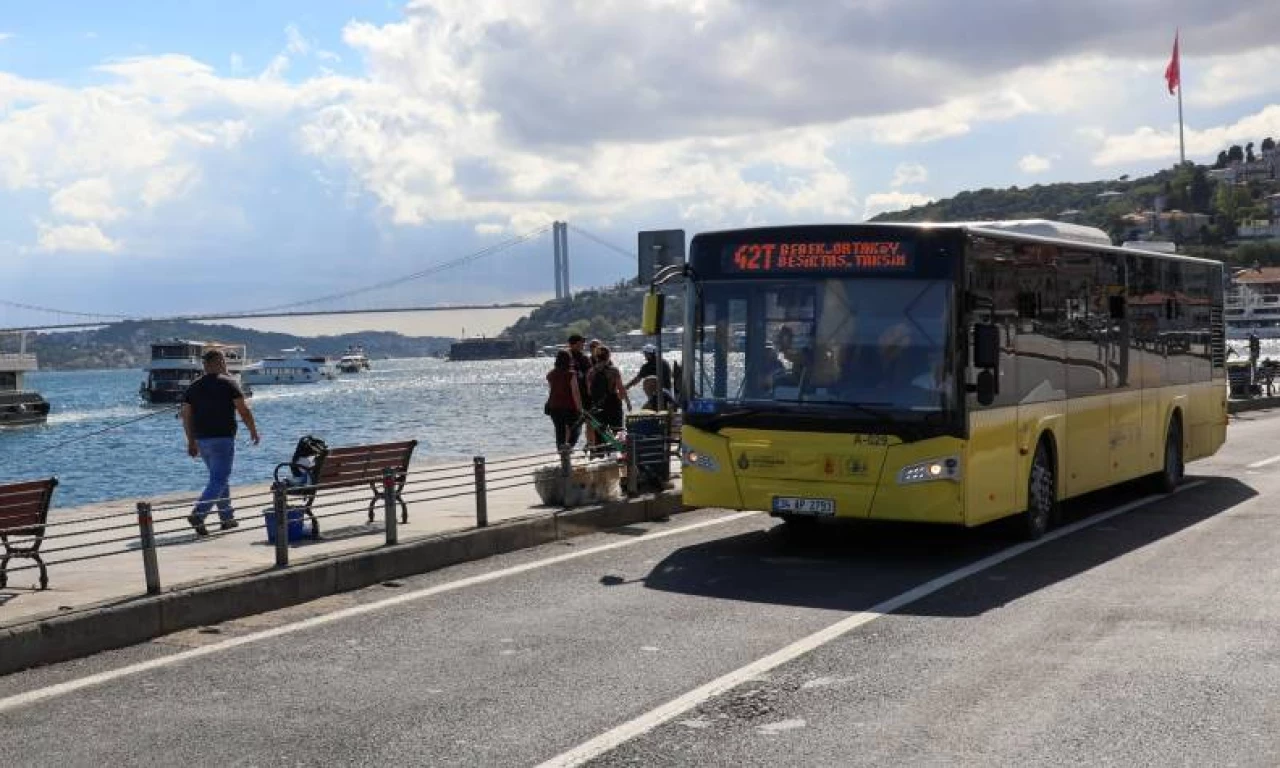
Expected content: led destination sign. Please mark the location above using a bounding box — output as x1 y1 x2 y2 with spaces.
725 241 914 273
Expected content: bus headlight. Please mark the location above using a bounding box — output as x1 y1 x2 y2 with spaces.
898 456 961 485
682 444 720 472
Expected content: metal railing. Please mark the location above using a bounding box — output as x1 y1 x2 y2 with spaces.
0 433 682 598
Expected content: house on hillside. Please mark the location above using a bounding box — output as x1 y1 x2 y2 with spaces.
1209 146 1280 184
1120 209 1210 240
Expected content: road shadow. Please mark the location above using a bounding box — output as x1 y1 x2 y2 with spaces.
641 476 1257 618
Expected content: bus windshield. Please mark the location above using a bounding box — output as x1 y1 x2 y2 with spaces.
692 278 954 419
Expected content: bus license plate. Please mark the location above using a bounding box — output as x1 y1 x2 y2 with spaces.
772 496 835 516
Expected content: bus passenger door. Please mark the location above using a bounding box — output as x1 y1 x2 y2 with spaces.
1108 258 1145 483
1062 252 1111 497
964 238 1020 526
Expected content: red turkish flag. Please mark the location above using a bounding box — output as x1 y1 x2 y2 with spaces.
1165 31 1181 95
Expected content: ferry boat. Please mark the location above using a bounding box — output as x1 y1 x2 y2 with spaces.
336 345 371 374
139 339 250 404
0 333 50 426
242 348 337 385
1226 267 1280 339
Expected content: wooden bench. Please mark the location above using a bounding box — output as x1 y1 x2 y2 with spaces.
0 477 58 590
274 440 417 538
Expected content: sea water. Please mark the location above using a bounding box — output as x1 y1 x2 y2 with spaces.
0 354 653 509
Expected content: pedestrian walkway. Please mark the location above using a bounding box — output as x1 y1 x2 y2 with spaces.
0 455 680 628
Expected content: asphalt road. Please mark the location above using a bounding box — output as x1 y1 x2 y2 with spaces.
3 409 1280 767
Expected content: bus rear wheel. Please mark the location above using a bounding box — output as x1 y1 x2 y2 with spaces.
1153 416 1184 494
1014 442 1055 541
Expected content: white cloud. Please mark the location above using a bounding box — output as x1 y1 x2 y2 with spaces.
1018 154 1053 173
863 191 935 221
35 222 121 253
50 178 124 222
142 165 201 208
0 33 12 43
1190 46 1280 108
1092 104 1280 165
891 163 928 188
3 3 1280 271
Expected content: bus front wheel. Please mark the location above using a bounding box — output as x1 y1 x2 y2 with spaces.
1153 416 1184 494
1014 442 1055 541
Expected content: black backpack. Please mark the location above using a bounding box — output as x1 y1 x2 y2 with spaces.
290 435 328 482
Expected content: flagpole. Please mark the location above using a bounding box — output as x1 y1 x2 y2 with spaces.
1177 55 1186 165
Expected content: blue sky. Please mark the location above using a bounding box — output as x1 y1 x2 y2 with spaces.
2 0 1279 329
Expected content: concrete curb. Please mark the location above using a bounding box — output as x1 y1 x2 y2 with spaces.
1229 396 1280 414
0 491 687 677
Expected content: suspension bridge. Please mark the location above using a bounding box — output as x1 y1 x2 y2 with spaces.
0 221 637 333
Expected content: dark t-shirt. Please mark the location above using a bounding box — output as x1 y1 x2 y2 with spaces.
637 357 673 389
182 374 244 438
569 349 592 391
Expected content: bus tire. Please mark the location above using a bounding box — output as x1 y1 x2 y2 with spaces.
1153 414 1184 494
1014 441 1055 541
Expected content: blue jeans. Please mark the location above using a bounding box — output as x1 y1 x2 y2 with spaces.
192 437 236 522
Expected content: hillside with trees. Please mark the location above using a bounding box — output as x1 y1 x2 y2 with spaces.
873 140 1280 265
502 280 682 348
11 321 452 371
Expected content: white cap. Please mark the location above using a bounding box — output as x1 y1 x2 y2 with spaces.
642 343 656 354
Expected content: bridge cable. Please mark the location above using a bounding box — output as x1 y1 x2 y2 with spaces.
566 224 638 262
205 223 555 316
0 224 554 326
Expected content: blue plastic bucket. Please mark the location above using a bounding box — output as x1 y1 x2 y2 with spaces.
263 507 308 543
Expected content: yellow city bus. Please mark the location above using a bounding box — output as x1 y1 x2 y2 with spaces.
674 220 1227 539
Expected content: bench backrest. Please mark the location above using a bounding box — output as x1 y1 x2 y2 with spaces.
0 478 57 536
313 441 417 487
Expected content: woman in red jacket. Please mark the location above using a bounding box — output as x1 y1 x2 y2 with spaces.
545 350 584 449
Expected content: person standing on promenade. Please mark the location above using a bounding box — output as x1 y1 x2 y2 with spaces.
567 334 594 446
545 350 584 449
182 348 260 536
587 345 631 455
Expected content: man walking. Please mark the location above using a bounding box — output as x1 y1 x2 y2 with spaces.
182 348 260 536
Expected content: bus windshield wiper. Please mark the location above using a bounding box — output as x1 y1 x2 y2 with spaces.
819 401 927 440
689 405 763 431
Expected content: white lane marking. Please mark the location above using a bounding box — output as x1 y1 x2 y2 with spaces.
0 511 760 715
1247 454 1280 469
537 481 1207 768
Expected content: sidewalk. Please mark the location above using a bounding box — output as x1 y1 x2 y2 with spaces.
0 458 680 629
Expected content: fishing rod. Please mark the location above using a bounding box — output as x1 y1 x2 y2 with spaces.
27 405 184 457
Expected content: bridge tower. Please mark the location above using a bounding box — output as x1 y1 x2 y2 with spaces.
552 221 571 300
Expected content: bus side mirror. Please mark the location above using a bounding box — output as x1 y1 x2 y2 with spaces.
642 293 664 335
976 369 997 406
973 324 999 370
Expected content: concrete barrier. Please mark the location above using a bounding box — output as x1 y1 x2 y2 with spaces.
0 491 689 677
1229 396 1280 414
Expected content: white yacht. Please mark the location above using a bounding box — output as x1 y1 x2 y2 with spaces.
1226 267 1280 339
242 348 337 385
337 345 371 374
0 332 50 426
140 339 249 404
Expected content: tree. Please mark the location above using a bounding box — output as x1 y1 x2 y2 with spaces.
1228 145 1245 164
1263 137 1277 153
1188 166 1213 212
1215 151 1230 169
1214 183 1253 227
1247 142 1256 163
